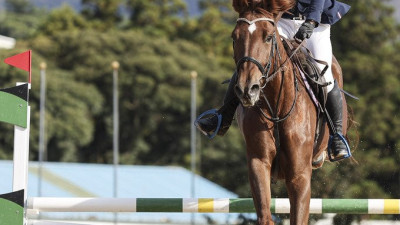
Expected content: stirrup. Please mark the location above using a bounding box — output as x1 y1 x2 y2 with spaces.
194 109 222 139
327 133 351 162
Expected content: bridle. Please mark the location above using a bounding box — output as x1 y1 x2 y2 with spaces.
235 16 299 123
236 17 278 89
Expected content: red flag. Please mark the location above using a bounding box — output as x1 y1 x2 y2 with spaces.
4 50 32 83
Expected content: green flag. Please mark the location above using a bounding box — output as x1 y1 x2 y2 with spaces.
0 84 28 128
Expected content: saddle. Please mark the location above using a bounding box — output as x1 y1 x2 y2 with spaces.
281 38 330 111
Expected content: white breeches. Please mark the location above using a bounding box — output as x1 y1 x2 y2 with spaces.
277 19 334 92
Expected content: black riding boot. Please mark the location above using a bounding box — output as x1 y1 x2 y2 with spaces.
195 73 240 137
326 80 349 159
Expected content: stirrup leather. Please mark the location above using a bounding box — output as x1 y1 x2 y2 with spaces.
327 133 352 162
194 109 222 139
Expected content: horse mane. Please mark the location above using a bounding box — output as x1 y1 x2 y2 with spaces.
232 0 295 15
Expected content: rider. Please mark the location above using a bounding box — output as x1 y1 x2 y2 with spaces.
195 0 351 160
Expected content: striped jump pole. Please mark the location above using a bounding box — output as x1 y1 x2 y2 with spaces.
27 198 400 214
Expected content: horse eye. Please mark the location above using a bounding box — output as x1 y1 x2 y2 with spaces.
265 35 273 43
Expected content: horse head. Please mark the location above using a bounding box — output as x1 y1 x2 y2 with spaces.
232 12 276 107
231 1 294 107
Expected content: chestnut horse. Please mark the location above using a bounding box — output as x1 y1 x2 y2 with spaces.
231 1 348 224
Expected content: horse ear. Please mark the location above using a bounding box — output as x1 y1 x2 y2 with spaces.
232 1 238 13
232 0 248 13
232 0 265 13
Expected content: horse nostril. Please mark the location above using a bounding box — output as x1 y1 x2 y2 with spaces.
235 85 243 97
249 84 260 96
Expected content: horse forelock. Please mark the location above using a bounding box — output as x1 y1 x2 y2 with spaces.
232 0 295 15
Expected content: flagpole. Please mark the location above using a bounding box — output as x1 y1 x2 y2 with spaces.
38 62 46 198
190 71 197 225
112 61 120 225
29 50 32 84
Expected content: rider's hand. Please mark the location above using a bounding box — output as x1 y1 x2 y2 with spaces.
295 20 316 41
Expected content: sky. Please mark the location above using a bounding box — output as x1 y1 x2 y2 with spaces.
388 0 400 21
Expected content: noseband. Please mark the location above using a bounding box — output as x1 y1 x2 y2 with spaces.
235 16 299 123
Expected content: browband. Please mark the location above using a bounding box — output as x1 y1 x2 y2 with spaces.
236 17 275 25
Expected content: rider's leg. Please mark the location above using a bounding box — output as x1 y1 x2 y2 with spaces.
305 23 334 91
306 23 349 157
277 18 299 40
326 81 348 157
195 73 240 136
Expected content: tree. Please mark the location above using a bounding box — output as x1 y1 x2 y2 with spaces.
81 0 122 28
0 3 45 39
37 5 88 36
126 0 188 36
29 26 233 167
5 0 33 14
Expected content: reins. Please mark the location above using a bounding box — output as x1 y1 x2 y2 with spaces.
263 39 305 85
258 34 301 123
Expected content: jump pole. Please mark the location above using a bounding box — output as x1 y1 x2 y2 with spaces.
27 197 400 215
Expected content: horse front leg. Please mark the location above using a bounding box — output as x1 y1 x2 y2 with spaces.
247 149 275 225
284 154 312 225
239 107 276 225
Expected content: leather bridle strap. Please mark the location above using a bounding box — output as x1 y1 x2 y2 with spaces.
236 56 266 75
236 17 275 25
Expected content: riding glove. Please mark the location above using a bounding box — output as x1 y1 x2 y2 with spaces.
295 20 316 40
